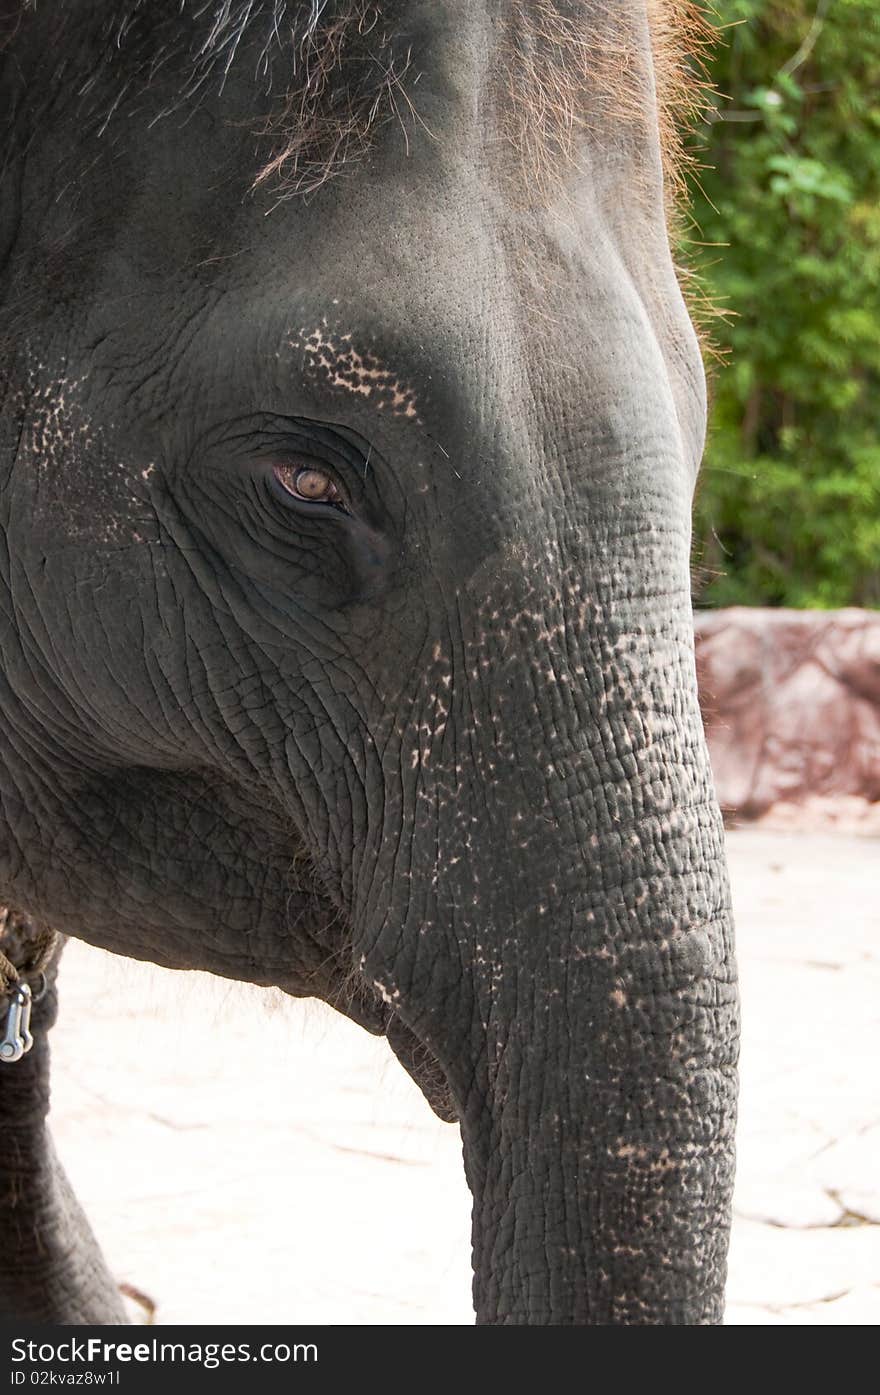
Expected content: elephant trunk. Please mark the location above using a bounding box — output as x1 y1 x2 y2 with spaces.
459 776 734 1324
359 597 739 1324
461 838 738 1325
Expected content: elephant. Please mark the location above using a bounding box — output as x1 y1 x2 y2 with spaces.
0 0 739 1325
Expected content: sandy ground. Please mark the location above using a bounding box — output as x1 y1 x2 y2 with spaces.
46 828 879 1326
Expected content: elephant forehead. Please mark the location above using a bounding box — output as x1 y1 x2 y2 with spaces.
288 321 421 422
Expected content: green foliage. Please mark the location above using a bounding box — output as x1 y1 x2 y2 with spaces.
687 0 880 607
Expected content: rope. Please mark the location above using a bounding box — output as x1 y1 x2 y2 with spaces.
0 906 60 1000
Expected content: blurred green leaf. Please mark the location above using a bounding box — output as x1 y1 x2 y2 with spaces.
688 0 880 608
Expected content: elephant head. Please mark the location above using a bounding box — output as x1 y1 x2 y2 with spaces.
0 1 737 1323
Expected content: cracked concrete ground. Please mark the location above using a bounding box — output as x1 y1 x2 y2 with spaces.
46 828 878 1325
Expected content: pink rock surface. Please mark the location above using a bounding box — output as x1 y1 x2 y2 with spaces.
694 608 880 820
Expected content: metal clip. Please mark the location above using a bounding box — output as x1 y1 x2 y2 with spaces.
0 983 33 1064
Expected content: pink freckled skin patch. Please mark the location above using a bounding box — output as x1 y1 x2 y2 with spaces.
288 319 421 422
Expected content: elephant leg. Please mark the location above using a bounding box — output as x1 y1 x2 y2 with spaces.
0 920 127 1324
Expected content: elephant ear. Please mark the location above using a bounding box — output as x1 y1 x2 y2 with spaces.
385 1013 459 1124
0 4 31 273
0 2 29 129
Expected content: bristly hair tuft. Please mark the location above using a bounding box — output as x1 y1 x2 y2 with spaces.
2 2 718 219
248 3 419 199
501 1 716 221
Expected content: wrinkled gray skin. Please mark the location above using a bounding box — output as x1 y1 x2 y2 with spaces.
0 0 738 1324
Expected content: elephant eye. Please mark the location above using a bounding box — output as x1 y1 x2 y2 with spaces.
273 462 346 509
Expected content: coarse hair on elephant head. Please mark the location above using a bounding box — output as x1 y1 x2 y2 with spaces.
0 1 737 1325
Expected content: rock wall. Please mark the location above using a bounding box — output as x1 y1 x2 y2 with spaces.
694 608 880 821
